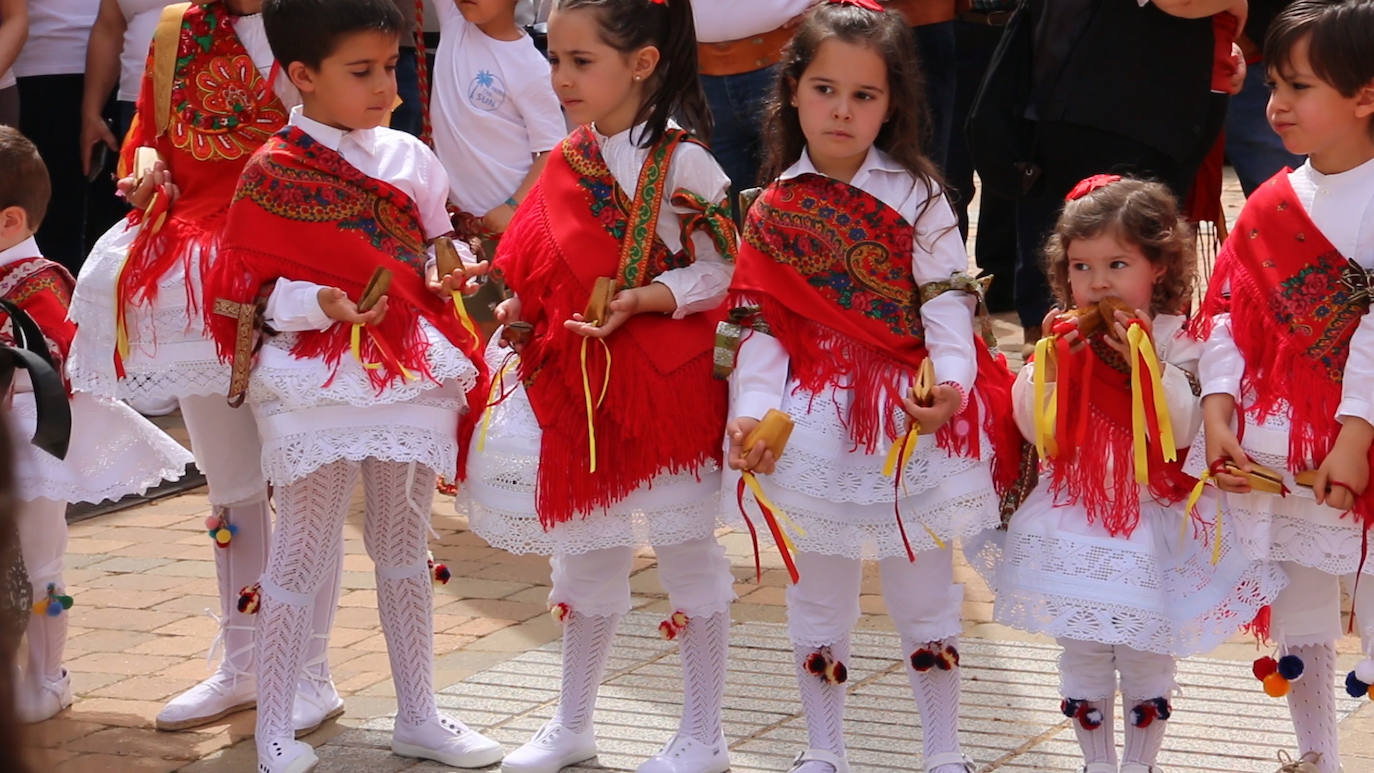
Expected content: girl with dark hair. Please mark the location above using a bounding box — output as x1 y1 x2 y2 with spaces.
721 3 1023 771
461 1 739 772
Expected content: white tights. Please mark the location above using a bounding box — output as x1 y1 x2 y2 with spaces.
1058 638 1177 770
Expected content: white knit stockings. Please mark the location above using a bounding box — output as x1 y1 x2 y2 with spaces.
553 611 621 733
792 637 849 773
677 611 729 744
903 636 965 773
1286 642 1340 773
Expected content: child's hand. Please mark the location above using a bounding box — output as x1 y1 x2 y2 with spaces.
482 204 515 235
1202 393 1251 493
494 295 522 326
317 287 387 326
1043 307 1086 353
1102 308 1153 357
1310 420 1373 510
901 383 962 435
435 260 490 297
727 416 777 474
117 160 179 210
564 288 641 339
1227 42 1247 95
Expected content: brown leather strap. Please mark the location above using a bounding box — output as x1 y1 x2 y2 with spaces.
152 3 193 138
697 24 794 77
213 297 260 407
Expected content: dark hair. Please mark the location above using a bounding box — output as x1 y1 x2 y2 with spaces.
0 127 50 231
759 4 943 207
555 0 711 147
1265 0 1374 97
263 0 404 70
1043 178 1195 317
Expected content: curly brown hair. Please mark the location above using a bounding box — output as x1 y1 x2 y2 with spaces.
1042 177 1196 316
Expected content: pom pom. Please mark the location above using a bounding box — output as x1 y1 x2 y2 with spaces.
910 648 937 672
57 594 73 610
1345 670 1368 698
671 610 690 629
550 602 570 623
432 562 451 585
204 515 219 530
1263 672 1290 698
659 619 679 640
31 599 46 615
1152 697 1171 721
1252 656 1278 680
826 659 847 684
1130 702 1157 728
804 651 827 676
1079 706 1103 730
1278 654 1305 681
1354 659 1374 684
1060 698 1080 718
1367 684 1374 701
214 527 233 547
944 644 960 667
237 584 261 615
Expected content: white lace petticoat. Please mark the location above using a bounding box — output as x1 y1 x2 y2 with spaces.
1182 402 1374 577
461 337 723 556
723 383 1002 561
965 483 1288 656
247 320 478 486
9 391 194 504
68 220 229 402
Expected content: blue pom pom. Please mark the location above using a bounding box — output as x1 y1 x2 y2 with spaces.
1346 670 1369 698
45 603 62 617
1278 654 1305 680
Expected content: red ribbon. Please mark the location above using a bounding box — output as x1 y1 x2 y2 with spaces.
829 0 884 9
736 475 800 583
1065 174 1123 202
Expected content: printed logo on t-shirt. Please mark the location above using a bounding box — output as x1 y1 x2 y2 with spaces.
468 69 508 112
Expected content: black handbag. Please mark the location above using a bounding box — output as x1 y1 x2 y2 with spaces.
964 0 1039 199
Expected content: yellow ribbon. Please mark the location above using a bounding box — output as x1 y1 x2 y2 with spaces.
579 336 611 473
1032 336 1057 459
1183 468 1210 541
742 470 807 549
113 259 131 365
477 355 513 453
1212 496 1223 566
1127 323 1176 484
350 322 414 380
449 290 479 341
880 424 945 550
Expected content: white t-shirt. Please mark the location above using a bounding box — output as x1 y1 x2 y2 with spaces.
14 0 99 78
431 1 566 215
117 0 167 102
692 0 815 43
1 69 13 90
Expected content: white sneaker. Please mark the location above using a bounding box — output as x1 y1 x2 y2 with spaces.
17 668 73 723
156 668 256 731
258 738 318 773
636 732 729 773
392 713 504 768
502 720 598 773
292 677 344 737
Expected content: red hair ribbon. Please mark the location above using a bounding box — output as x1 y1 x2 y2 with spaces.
828 0 884 10
1065 174 1122 201
649 0 668 5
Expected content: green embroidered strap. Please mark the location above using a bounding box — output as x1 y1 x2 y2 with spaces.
713 305 771 380
919 271 1002 353
672 189 737 263
617 130 691 289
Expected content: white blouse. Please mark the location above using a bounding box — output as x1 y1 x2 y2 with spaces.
730 145 978 422
1199 156 1374 426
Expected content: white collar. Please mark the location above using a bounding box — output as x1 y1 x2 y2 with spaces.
1300 154 1374 191
0 237 41 268
778 145 906 184
289 105 377 155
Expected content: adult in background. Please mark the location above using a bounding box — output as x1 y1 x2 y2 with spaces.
0 0 24 126
1226 0 1302 195
692 0 816 197
1010 0 1244 343
391 0 424 138
883 0 958 171
13 0 99 273
79 0 165 189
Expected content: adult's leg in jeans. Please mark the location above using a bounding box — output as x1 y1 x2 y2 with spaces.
700 66 776 198
1226 60 1304 196
17 75 86 273
912 21 956 174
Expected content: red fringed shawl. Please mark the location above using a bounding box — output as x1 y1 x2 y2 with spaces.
116 0 288 323
494 125 734 525
0 257 77 388
205 127 488 469
730 173 1023 497
1191 171 1374 524
1040 337 1197 537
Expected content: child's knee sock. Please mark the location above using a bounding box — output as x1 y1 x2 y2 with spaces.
903 636 966 772
1285 642 1339 773
677 611 729 744
553 611 620 733
793 636 850 773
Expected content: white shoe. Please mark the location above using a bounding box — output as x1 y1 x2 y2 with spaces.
636 732 729 773
17 668 72 723
926 752 978 772
156 668 256 731
1121 765 1162 773
392 713 504 768
502 720 598 773
1082 765 1117 773
789 749 850 773
292 677 344 737
258 738 318 773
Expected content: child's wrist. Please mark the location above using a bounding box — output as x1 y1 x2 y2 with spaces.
939 381 968 414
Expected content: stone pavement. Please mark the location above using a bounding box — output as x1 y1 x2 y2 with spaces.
23 167 1374 771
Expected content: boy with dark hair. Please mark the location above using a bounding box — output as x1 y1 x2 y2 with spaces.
207 0 498 770
0 126 193 724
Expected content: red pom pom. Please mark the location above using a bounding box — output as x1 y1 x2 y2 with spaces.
433 563 451 584
550 602 570 623
236 584 261 615
804 651 827 676
659 619 679 640
827 659 848 684
910 648 937 671
1130 703 1157 728
1253 656 1278 680
1078 706 1103 730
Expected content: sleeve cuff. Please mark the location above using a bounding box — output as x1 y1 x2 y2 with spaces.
929 354 974 394
1199 374 1241 399
733 390 783 423
1338 398 1374 428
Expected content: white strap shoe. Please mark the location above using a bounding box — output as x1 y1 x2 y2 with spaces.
156 666 255 731
636 732 730 773
291 676 344 737
392 713 504 768
16 667 72 723
502 720 598 773
257 738 317 773
925 752 978 772
790 748 850 773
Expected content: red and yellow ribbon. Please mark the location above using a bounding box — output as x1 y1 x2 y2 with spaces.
350 322 415 380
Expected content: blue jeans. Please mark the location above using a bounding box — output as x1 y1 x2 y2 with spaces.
701 65 777 195
913 21 956 173
391 47 424 139
1225 60 1303 195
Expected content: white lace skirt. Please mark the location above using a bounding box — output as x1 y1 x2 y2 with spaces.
462 335 722 556
68 220 229 402
9 390 194 504
965 483 1288 656
722 382 1001 561
1183 405 1374 577
247 319 478 486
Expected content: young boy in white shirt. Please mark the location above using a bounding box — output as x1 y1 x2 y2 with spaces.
431 0 566 239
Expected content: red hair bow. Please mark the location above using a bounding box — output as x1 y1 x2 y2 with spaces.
828 0 884 10
1065 174 1122 201
649 0 667 4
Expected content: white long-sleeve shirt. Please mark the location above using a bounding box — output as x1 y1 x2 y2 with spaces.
730 145 978 422
691 0 816 43
1199 157 1374 426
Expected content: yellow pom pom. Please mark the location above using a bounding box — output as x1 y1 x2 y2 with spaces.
215 528 233 545
1263 673 1290 698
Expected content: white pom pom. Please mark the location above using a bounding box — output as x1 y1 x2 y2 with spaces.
1354 659 1374 684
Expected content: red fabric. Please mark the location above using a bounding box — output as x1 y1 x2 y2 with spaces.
493 126 727 525
116 0 288 317
1185 132 1226 225
1210 12 1241 93
1191 171 1374 524
206 127 488 471
730 173 1023 497
0 258 77 387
